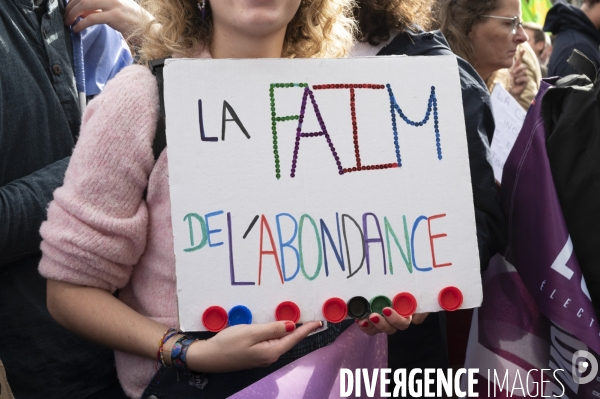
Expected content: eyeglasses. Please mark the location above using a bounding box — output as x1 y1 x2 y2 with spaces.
479 15 523 35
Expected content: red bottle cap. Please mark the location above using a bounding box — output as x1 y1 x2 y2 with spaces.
438 286 463 311
202 306 228 332
275 301 301 323
322 297 348 323
392 292 417 317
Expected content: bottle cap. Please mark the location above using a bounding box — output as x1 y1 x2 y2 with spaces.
438 286 463 311
275 301 301 323
347 296 371 319
322 297 348 323
392 292 417 317
228 305 252 326
202 306 228 332
369 295 392 316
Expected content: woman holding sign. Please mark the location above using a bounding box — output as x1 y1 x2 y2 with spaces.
38 1 355 398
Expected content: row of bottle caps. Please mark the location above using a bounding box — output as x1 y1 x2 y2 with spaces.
201 286 463 332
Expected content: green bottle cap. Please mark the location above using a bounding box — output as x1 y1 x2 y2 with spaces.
370 295 392 316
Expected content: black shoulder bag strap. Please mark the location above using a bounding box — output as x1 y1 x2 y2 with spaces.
148 57 171 160
567 49 598 84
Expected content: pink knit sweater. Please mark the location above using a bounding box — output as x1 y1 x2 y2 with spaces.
39 65 176 398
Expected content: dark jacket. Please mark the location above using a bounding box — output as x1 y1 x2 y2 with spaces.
0 0 123 397
378 29 507 272
544 0 600 77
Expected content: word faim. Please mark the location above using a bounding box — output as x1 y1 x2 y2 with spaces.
196 82 442 179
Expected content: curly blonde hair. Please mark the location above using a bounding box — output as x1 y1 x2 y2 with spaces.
136 0 357 63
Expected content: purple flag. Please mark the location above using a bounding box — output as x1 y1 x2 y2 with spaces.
231 325 387 398
501 81 600 352
464 80 600 398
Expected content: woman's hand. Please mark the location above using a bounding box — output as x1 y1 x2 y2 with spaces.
356 308 429 336
175 321 322 373
64 0 153 38
509 49 528 100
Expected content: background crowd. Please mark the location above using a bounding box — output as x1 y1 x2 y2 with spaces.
1 0 599 398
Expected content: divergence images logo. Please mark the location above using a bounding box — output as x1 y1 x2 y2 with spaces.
572 350 599 385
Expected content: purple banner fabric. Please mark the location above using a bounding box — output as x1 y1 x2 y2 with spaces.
501 80 600 354
463 80 600 398
464 256 600 397
230 325 386 399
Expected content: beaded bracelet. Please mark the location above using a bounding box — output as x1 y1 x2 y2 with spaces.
170 335 199 374
157 328 179 368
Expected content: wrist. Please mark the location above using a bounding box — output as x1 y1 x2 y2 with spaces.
181 339 208 373
161 333 184 367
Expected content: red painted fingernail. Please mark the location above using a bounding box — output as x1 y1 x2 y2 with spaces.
361 321 369 327
382 308 392 317
285 321 295 332
370 315 380 324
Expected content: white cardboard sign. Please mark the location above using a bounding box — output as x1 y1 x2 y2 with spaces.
164 56 482 331
489 83 527 183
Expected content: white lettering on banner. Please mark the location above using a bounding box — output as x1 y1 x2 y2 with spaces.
564 298 572 308
582 277 592 301
551 236 575 280
539 271 597 333
544 325 586 396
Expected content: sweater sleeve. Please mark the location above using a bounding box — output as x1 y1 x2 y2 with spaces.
39 65 159 292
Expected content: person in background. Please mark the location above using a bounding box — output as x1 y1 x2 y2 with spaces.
0 0 144 397
523 21 547 58
523 21 550 76
540 33 553 70
544 0 600 77
513 41 542 109
439 0 531 103
352 0 506 394
521 0 552 24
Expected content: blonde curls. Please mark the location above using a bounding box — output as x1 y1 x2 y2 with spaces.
135 0 356 64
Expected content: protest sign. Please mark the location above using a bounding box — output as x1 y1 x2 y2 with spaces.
489 83 526 183
164 56 482 331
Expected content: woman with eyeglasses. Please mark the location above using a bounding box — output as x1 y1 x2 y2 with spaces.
439 0 534 102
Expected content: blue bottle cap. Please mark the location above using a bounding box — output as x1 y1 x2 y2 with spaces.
228 305 253 326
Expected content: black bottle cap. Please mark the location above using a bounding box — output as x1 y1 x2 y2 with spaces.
346 296 371 319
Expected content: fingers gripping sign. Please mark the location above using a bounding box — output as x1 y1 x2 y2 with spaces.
356 309 430 336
